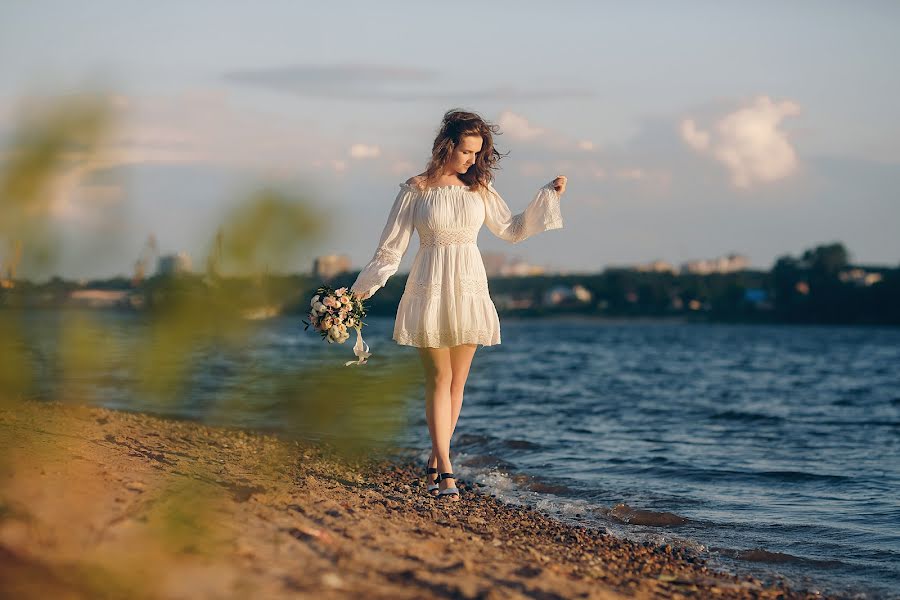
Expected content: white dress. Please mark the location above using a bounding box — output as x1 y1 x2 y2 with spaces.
350 180 563 348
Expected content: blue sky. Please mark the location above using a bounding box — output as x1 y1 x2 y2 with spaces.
1 1 898 279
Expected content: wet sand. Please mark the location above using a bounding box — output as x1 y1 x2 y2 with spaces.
0 402 830 599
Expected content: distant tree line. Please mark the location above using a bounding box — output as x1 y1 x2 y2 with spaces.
770 243 899 324
2 242 898 326
340 242 898 326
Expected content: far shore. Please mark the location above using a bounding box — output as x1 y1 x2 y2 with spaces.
0 401 830 599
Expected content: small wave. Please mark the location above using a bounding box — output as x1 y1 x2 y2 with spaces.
597 503 690 527
566 426 593 434
502 438 541 450
455 459 578 503
709 410 785 423
454 433 493 447
756 470 850 482
525 480 574 495
499 473 574 495
807 419 900 428
459 454 516 470
711 546 846 568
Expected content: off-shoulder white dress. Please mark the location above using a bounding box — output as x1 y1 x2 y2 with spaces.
350 181 563 348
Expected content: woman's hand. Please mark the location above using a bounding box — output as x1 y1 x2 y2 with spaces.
355 289 371 301
551 175 567 195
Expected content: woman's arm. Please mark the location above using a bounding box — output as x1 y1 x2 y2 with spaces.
350 185 417 300
482 179 564 244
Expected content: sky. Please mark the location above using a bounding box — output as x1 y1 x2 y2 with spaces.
1 1 898 279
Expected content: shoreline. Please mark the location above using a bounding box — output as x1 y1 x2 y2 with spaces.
0 401 833 599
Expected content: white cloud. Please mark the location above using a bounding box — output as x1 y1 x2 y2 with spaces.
44 159 128 222
680 96 800 188
312 159 347 173
498 111 545 141
390 160 415 175
103 89 333 171
518 161 545 177
577 140 596 151
617 168 645 181
680 119 710 151
0 89 353 220
349 143 381 159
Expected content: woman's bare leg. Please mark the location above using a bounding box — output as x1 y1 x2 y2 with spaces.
417 347 456 499
448 343 478 438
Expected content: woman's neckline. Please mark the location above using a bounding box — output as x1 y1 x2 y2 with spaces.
401 182 472 192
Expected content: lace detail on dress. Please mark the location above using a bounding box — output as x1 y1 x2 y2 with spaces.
505 187 561 243
393 327 497 348
458 278 490 295
404 277 490 298
544 188 563 229
507 215 527 243
373 246 402 264
419 227 478 247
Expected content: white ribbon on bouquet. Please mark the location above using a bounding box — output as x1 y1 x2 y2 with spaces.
344 325 371 366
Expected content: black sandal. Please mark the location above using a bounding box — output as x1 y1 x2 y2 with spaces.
425 466 440 494
436 472 460 498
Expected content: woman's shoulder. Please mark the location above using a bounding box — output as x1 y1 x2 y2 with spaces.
401 175 427 191
398 175 430 195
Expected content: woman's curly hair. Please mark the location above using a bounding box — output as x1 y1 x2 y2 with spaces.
418 109 508 195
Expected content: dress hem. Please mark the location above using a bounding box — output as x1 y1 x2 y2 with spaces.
393 329 500 349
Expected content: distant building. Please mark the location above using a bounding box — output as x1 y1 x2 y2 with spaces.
743 288 773 310
493 293 535 310
680 253 749 275
542 284 592 307
839 268 883 287
68 289 131 308
572 284 592 302
634 260 677 274
481 252 507 277
481 252 548 277
500 258 545 277
157 252 192 276
315 254 352 280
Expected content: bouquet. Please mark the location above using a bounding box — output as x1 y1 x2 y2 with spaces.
302 285 371 366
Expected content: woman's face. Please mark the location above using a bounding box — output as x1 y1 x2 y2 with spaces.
448 134 483 174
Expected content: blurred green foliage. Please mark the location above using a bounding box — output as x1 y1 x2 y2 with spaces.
0 90 422 597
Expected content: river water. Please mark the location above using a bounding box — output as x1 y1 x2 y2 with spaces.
18 311 900 598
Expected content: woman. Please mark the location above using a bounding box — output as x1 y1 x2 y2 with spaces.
350 109 567 501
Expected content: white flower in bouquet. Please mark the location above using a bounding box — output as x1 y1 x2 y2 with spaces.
301 284 371 365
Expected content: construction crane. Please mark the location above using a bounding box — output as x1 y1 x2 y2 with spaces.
1 240 22 289
205 228 224 282
132 234 159 286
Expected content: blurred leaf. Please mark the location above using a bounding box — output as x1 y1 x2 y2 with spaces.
0 313 30 407
214 187 326 277
0 93 115 277
58 311 113 403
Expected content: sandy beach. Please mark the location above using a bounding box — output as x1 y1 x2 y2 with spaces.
0 401 830 599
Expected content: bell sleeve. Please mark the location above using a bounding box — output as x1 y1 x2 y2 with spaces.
482 181 563 244
350 184 416 299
